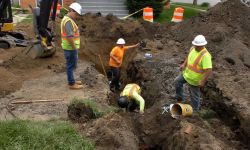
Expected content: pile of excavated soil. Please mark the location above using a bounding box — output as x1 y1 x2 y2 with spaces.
170 0 250 69
76 14 160 74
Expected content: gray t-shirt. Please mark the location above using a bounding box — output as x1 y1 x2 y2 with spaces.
65 21 74 37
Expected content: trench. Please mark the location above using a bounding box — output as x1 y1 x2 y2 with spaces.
106 58 249 149
106 58 182 149
81 37 249 148
205 81 250 148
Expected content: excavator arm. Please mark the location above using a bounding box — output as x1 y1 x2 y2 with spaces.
0 0 13 25
0 0 59 58
29 0 59 58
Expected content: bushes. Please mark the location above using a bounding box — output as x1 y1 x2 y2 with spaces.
200 2 210 7
126 0 165 18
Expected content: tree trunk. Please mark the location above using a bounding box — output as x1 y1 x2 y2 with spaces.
193 0 198 5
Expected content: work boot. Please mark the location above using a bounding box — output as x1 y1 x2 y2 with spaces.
75 81 82 85
69 84 83 90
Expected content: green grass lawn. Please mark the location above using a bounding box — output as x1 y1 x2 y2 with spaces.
155 2 208 23
0 120 94 150
172 2 209 10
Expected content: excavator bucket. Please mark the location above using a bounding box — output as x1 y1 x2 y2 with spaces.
25 40 56 59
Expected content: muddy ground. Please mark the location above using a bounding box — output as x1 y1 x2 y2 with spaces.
0 0 250 149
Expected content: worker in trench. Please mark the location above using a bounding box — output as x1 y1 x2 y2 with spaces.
61 2 83 90
174 35 212 112
108 38 139 92
117 83 145 115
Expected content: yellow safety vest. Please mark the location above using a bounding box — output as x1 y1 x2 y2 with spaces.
183 47 210 86
121 84 141 100
61 16 80 50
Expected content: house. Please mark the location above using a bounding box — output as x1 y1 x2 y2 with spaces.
20 0 36 9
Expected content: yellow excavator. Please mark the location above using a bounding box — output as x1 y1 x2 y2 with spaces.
0 0 59 58
0 0 28 49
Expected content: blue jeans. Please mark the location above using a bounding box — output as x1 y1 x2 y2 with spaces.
64 50 78 85
175 74 201 111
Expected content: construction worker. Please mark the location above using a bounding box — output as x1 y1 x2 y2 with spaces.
109 38 139 91
118 83 145 114
61 2 83 89
174 35 212 111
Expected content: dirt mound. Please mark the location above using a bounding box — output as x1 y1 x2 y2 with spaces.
76 14 159 73
82 113 139 150
170 0 250 69
79 65 100 87
170 0 250 145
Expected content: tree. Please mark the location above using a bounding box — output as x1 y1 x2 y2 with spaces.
193 0 198 5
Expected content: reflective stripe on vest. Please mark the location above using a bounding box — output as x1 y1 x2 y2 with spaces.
129 85 139 97
61 16 80 50
187 49 207 74
122 84 140 98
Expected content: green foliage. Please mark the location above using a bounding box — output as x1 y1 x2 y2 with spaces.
0 120 94 150
12 4 20 8
126 0 165 18
71 98 120 118
200 2 210 7
12 7 29 15
171 2 209 10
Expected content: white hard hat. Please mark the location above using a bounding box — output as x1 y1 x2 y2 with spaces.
69 2 83 15
116 38 126 45
192 35 207 46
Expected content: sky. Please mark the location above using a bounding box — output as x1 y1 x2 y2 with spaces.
172 0 222 6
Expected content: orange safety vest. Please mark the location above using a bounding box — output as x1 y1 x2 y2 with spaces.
61 16 80 50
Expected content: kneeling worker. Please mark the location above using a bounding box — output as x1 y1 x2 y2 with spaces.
118 83 145 114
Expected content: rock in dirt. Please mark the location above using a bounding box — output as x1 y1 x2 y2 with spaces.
0 59 4 65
